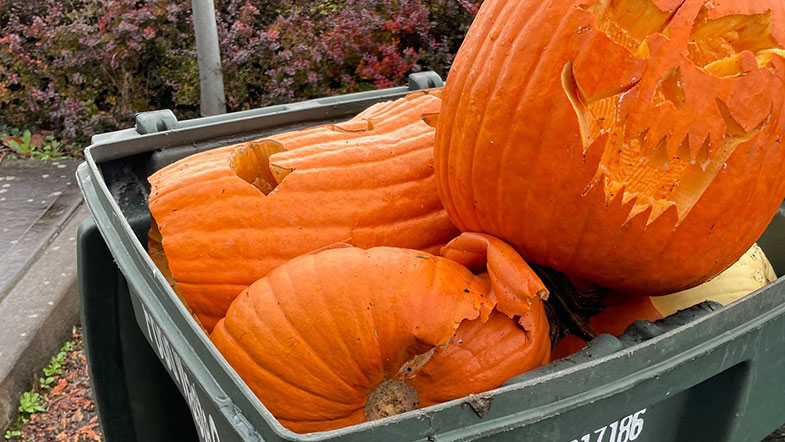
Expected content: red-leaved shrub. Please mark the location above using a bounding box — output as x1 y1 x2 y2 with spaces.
0 0 480 144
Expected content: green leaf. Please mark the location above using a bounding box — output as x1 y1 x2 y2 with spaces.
21 130 31 146
39 376 55 389
6 139 21 152
18 391 45 414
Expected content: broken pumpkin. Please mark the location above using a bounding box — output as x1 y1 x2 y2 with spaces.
211 233 551 433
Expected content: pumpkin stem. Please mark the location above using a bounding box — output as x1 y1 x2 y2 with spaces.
364 381 419 422
532 266 607 345
229 140 291 194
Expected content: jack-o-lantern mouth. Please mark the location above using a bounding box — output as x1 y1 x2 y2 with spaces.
562 59 771 225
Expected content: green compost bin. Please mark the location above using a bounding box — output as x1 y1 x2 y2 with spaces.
76 72 785 442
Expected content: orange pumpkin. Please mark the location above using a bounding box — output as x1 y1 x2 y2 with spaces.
211 233 550 433
435 0 785 295
149 91 458 331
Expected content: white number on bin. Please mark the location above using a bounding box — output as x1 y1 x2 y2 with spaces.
569 409 646 442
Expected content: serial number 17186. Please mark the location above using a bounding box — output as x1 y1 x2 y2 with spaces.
569 409 646 442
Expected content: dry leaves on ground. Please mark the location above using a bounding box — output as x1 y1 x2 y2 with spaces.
4 328 102 442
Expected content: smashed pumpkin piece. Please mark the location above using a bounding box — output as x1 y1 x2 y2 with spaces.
148 90 458 331
210 233 550 433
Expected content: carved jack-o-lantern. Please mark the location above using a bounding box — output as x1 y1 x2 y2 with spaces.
436 0 785 294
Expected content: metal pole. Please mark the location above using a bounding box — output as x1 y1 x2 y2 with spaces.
191 0 227 116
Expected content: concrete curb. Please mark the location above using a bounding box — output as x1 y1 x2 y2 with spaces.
0 205 87 430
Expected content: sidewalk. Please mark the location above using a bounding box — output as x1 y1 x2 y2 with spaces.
0 158 84 430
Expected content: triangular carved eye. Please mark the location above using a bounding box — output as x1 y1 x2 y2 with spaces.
687 7 785 77
652 67 686 111
580 0 685 55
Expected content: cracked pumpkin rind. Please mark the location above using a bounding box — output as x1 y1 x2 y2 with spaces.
210 233 550 434
149 91 458 331
435 0 785 295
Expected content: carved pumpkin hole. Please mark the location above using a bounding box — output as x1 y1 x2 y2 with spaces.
229 140 292 195
422 112 439 128
715 98 748 137
332 119 374 133
563 34 772 225
561 60 639 149
652 67 686 111
688 8 784 77
580 0 684 55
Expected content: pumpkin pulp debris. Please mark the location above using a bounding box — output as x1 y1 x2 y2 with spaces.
148 90 459 331
210 233 551 433
435 0 785 295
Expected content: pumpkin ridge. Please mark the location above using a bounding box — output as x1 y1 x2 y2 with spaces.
161 209 452 282
354 101 394 119
269 143 435 185
270 127 430 165
455 6 524 231
448 2 580 235
366 94 439 122
214 320 361 411
287 255 379 388
151 166 232 197
465 1 558 232
311 268 380 389
502 13 598 248
434 0 513 225
151 146 234 180
514 64 604 260
162 207 447 247
249 267 371 396
273 166 436 196
678 137 777 276
152 175 251 207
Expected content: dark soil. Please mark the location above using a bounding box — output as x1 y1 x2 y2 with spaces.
4 328 102 442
